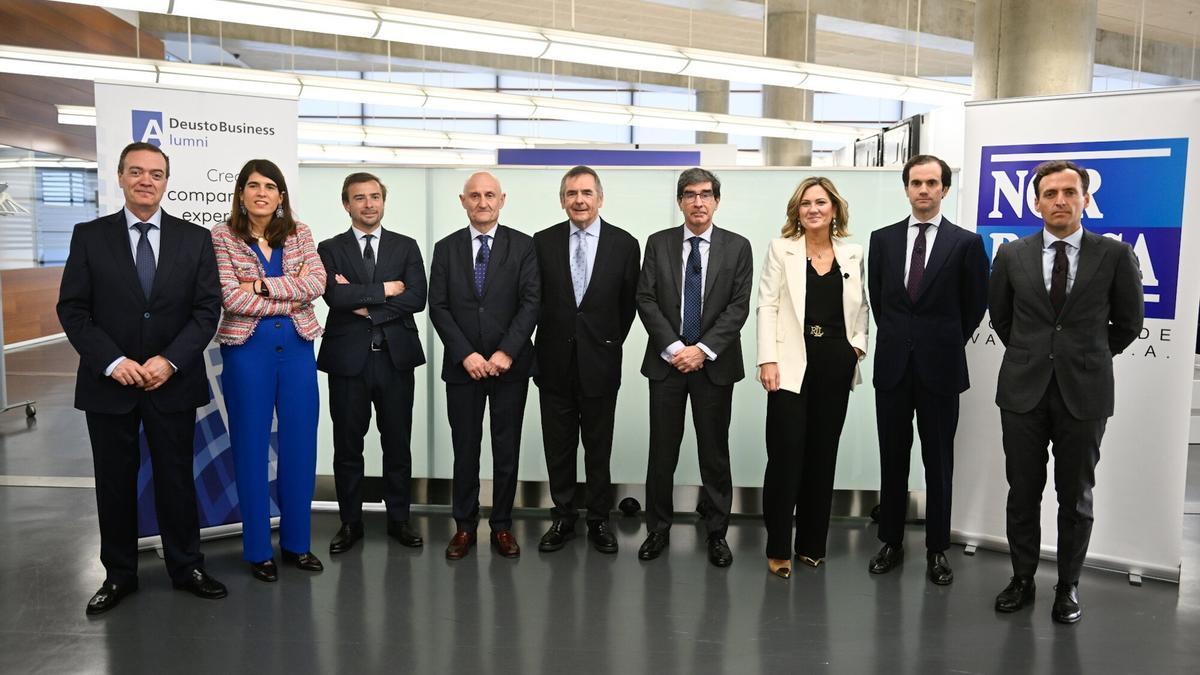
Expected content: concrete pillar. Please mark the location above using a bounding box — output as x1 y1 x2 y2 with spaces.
763 3 815 166
694 78 729 145
973 0 1098 100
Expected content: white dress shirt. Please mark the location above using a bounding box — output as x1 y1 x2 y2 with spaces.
353 224 384 259
1042 226 1083 294
903 212 943 285
470 223 498 262
661 223 716 362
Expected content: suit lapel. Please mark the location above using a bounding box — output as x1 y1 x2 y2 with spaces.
480 225 505 298
580 220 611 307
702 226 724 313
457 228 477 298
104 211 146 302
916 219 956 300
148 212 182 301
1060 229 1107 318
1016 232 1055 316
343 229 370 282
784 236 807 327
886 221 914 307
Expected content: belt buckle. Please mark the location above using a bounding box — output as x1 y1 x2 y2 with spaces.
808 324 824 338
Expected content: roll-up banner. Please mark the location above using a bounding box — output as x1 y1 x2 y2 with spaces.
93 82 298 543
954 86 1200 582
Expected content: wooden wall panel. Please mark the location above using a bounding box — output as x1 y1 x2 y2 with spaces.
1 267 64 344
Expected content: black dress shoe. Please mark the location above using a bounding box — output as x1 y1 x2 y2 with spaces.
587 521 618 554
926 551 954 585
869 543 904 574
538 520 576 552
174 568 229 598
1052 583 1083 624
995 576 1036 612
282 550 324 572
638 531 670 560
387 521 424 548
250 559 278 583
707 536 733 568
329 522 364 554
86 580 138 615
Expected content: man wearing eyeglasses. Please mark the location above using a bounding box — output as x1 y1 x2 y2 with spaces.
635 168 753 567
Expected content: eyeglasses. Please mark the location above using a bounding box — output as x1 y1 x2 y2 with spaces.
681 189 715 203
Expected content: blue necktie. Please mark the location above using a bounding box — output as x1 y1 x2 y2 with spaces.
474 234 491 296
681 236 702 345
133 221 156 299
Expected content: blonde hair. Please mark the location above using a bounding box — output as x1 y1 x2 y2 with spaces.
782 176 850 239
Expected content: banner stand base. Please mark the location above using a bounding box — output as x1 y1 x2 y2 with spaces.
953 530 1181 584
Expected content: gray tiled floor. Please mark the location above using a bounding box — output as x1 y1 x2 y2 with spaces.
1 341 1198 674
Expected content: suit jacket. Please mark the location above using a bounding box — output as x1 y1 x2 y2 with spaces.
57 209 221 414
317 227 427 375
428 225 540 384
637 225 753 386
533 219 640 398
989 228 1143 420
868 217 989 394
756 235 870 395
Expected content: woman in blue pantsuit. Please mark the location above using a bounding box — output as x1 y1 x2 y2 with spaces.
212 159 327 582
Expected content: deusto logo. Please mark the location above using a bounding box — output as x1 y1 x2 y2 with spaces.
132 109 164 147
977 138 1189 320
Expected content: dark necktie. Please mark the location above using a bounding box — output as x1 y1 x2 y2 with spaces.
363 234 384 348
681 236 703 345
1050 240 1069 316
133 221 156 299
474 234 491 296
906 222 931 302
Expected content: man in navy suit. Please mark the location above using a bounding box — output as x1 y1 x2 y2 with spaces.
318 172 427 554
57 142 227 614
428 172 540 560
866 155 989 585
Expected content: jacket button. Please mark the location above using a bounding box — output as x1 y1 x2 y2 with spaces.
276 346 284 353
143 312 150 319
1049 353 1055 360
275 321 282 329
1055 324 1063 331
478 307 484 313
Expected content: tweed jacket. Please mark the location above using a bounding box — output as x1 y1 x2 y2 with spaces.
212 221 326 345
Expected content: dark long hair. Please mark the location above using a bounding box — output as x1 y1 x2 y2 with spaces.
227 159 296 248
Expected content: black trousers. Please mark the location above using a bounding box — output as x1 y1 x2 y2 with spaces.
875 360 959 552
645 369 734 538
762 336 856 559
85 400 203 586
329 351 415 525
538 360 617 525
1001 374 1106 585
446 378 529 532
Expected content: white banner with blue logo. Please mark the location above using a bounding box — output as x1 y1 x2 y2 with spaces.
953 87 1200 582
93 82 298 545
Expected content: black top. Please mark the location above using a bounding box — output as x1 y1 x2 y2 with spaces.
804 258 845 331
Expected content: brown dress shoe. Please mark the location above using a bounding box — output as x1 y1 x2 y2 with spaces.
491 529 521 558
445 531 477 560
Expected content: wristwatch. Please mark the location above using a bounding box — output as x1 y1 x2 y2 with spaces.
256 280 270 297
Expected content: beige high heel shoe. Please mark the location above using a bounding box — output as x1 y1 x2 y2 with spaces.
768 558 791 579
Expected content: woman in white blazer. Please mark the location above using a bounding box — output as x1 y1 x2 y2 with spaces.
756 176 869 579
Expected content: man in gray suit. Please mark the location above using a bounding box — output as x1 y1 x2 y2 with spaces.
636 168 753 567
989 160 1143 624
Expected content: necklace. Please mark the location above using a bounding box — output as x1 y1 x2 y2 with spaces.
806 245 832 261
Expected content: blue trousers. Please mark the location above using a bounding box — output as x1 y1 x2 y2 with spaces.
221 318 319 563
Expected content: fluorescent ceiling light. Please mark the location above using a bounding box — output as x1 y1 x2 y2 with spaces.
47 0 970 104
0 158 98 169
13 47 872 142
629 111 719 133
56 104 98 126
298 144 494 165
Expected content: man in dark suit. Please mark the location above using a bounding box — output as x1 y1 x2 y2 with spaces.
636 168 753 567
57 142 227 614
428 171 540 560
533 166 639 554
867 155 989 585
989 160 1143 624
317 172 427 554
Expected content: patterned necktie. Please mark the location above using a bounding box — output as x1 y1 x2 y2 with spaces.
474 234 491 296
362 234 384 348
571 230 588 306
133 221 156 299
906 222 931 302
1050 240 1069 316
681 236 703 345
362 233 376 280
